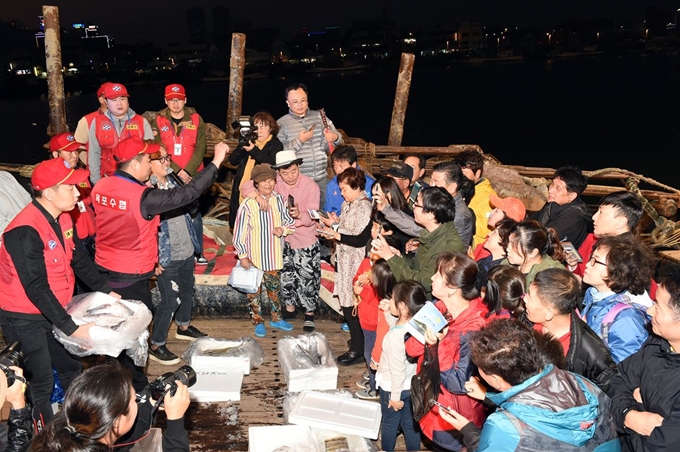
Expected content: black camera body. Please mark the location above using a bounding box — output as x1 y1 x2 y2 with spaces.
231 116 258 147
0 342 25 387
144 365 197 403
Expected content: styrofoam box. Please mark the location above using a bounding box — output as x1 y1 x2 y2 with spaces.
189 370 243 402
248 425 318 452
288 390 382 440
277 336 338 392
190 342 251 375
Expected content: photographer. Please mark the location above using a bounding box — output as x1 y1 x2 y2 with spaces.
31 360 190 452
0 364 33 452
228 112 283 229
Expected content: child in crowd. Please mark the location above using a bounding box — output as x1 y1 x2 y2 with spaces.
375 280 427 452
482 265 527 321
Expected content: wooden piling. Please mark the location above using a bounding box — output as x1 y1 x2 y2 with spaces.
387 53 415 146
42 5 67 135
226 33 246 138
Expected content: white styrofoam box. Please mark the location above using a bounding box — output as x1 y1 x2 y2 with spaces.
248 425 318 452
288 391 382 440
189 339 251 375
189 370 243 402
277 333 338 392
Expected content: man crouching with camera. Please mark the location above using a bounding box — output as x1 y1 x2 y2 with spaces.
31 360 191 452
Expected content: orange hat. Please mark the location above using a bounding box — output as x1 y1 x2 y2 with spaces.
165 84 186 100
103 83 129 99
31 158 89 191
113 136 160 163
49 133 84 152
490 194 526 222
96 82 111 98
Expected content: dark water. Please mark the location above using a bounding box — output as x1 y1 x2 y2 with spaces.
2 54 678 186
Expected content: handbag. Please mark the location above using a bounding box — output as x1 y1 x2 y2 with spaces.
410 340 441 422
227 262 264 294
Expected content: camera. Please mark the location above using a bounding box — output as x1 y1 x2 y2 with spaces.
138 365 196 405
0 342 25 387
231 116 258 147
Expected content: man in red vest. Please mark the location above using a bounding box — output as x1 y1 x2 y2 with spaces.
87 83 154 184
73 82 110 168
92 136 229 390
153 83 208 264
0 158 118 425
49 133 97 261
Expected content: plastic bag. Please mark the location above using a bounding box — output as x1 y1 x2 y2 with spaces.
411 340 441 422
53 292 152 366
227 262 264 294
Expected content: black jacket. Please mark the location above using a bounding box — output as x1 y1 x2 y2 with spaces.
228 137 283 228
532 197 593 248
566 312 618 392
608 335 680 452
1 406 32 452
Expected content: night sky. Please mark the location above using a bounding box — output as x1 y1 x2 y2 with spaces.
3 1 679 44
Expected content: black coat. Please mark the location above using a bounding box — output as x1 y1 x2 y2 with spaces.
532 197 593 248
228 136 283 228
608 335 680 452
566 311 618 392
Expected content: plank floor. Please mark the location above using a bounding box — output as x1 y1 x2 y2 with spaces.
149 316 433 451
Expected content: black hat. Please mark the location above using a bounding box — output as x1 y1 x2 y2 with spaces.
386 162 413 180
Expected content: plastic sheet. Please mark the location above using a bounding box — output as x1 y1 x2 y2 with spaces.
182 337 264 374
277 332 339 392
53 292 152 366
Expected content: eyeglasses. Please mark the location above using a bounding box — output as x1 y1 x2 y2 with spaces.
588 255 607 267
289 98 308 106
152 155 172 163
413 203 424 209
167 98 185 103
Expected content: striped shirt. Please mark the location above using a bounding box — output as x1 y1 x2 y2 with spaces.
232 192 294 271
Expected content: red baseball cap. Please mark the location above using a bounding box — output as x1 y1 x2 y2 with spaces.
103 83 129 99
49 133 84 152
164 84 186 100
490 194 526 222
113 136 160 163
96 82 111 98
31 158 89 191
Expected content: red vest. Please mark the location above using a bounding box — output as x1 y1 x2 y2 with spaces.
155 113 203 172
92 176 160 274
95 114 146 178
0 203 75 314
69 180 97 239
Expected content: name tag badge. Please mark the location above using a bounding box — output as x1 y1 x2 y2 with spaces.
127 124 138 130
77 201 86 213
174 143 182 156
64 228 74 240
185 124 196 130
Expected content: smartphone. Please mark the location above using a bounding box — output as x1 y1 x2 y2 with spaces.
308 124 316 132
430 399 453 414
288 194 295 208
408 180 423 210
562 241 583 263
308 209 321 220
317 210 329 219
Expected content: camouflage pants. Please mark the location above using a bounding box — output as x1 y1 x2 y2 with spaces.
246 270 282 325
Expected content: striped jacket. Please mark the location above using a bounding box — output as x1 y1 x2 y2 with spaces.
232 192 294 271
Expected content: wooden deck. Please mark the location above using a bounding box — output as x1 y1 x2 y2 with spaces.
149 315 432 451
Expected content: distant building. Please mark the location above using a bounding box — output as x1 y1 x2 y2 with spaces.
187 7 207 45
457 22 483 50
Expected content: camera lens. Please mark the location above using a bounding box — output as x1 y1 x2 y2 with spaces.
173 365 197 388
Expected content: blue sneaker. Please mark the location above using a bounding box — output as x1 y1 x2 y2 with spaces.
341 322 350 332
269 320 294 331
254 323 266 337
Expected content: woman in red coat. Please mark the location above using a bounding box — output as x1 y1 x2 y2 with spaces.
405 252 489 451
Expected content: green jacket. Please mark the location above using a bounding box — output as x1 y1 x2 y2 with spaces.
387 221 465 297
501 254 565 287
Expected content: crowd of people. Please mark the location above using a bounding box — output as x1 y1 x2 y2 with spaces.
0 79 676 452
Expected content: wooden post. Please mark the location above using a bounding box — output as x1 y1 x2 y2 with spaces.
227 33 246 138
388 53 415 146
42 5 67 135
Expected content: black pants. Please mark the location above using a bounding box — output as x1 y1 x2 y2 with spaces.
110 279 152 392
341 305 364 354
0 316 81 425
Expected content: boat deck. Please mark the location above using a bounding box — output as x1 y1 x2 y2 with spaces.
149 315 431 451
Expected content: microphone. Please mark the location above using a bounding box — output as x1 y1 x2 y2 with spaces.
167 167 185 186
149 175 159 188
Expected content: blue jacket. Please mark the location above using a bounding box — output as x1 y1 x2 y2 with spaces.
157 178 201 267
476 365 620 452
324 172 374 216
581 287 651 364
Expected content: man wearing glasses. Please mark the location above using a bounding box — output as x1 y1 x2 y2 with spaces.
153 84 209 265
277 83 344 208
